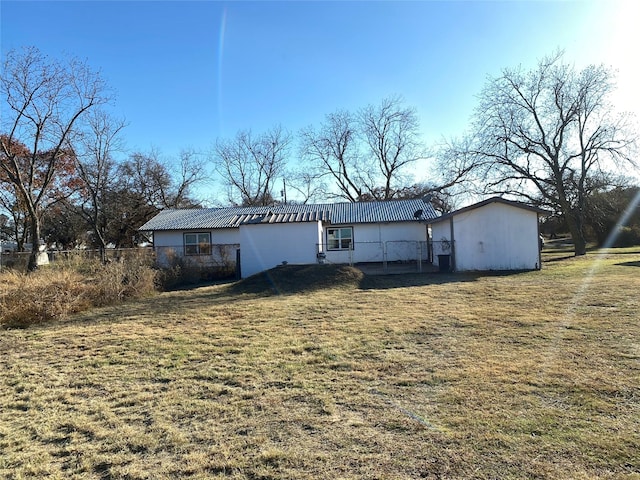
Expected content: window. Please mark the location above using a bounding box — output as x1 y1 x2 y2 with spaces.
184 233 211 256
327 227 353 250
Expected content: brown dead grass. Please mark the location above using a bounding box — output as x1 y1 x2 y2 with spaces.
1 252 639 479
0 255 157 328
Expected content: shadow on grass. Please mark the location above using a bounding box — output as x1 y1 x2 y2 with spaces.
226 264 530 294
615 260 640 267
226 264 364 296
543 255 575 263
51 265 533 330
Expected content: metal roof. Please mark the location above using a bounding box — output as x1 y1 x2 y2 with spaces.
430 197 549 224
139 199 438 231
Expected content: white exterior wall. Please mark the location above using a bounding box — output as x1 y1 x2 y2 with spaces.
432 203 540 271
323 222 428 265
152 229 240 267
239 222 322 278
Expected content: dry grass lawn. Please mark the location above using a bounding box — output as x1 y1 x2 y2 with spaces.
1 249 639 479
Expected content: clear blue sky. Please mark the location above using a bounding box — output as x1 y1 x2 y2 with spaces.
1 1 638 178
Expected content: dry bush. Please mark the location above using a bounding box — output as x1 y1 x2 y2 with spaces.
156 248 236 290
0 269 92 328
90 258 158 305
0 252 158 328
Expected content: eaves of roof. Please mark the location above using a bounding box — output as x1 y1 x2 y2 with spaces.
430 197 550 224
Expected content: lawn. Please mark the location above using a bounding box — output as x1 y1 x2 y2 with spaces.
1 249 639 479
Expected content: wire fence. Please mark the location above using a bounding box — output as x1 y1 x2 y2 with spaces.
1 240 454 275
0 247 157 271
316 240 453 273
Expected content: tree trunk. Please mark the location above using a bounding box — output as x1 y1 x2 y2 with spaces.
565 212 587 256
27 215 41 272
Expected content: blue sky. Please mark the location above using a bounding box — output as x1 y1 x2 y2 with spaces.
1 1 638 184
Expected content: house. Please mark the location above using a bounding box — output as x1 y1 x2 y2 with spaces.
430 197 547 271
139 196 547 277
139 199 438 278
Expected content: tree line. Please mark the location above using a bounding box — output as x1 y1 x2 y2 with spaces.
1 46 638 271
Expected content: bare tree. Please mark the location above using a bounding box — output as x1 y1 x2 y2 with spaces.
0 47 110 270
301 98 429 202
171 148 207 208
213 126 290 206
358 95 427 200
73 109 127 260
283 168 326 204
119 149 204 209
299 110 367 202
461 52 637 255
104 150 204 248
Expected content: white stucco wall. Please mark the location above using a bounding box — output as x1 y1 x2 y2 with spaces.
431 220 453 268
152 229 240 267
239 222 322 278
323 222 428 264
432 202 540 271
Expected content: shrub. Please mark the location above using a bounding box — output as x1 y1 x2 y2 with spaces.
0 269 92 328
611 226 640 248
0 254 158 328
155 248 236 290
90 258 158 306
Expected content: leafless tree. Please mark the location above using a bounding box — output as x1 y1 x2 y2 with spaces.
73 109 127 260
299 110 367 202
358 95 427 200
213 126 290 206
283 168 326 204
460 52 637 255
0 47 110 270
300 98 429 202
119 149 204 210
103 149 204 248
171 148 207 207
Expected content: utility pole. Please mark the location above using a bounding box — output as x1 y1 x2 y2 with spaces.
281 178 287 205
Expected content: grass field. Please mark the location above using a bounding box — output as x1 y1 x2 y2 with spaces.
1 248 639 479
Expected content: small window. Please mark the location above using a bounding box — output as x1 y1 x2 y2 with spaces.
327 227 353 250
184 232 211 256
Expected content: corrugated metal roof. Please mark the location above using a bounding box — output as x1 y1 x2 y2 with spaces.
139 199 438 231
430 197 550 224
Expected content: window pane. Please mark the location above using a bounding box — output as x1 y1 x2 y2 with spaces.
327 227 352 250
327 229 336 250
185 232 210 255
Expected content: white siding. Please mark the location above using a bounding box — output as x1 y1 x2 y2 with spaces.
239 222 322 278
323 222 427 264
432 202 540 271
431 221 453 267
152 229 240 267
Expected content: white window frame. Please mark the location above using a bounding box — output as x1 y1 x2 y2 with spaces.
327 227 353 251
184 232 211 256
